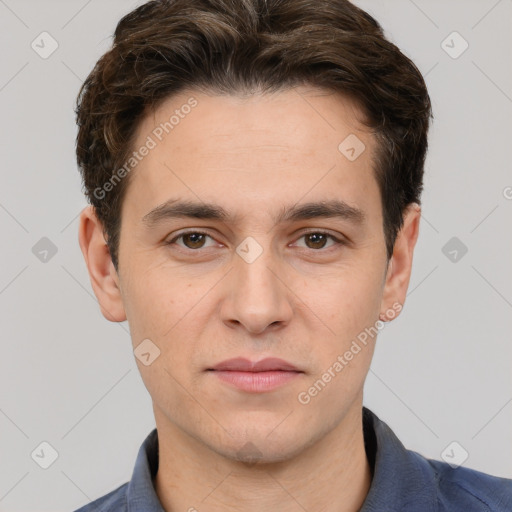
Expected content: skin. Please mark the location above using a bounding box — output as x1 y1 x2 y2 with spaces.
79 86 420 512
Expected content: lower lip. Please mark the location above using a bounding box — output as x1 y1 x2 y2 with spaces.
210 370 302 393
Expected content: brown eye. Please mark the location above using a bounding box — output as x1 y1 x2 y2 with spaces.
304 233 329 249
295 231 342 251
181 233 207 249
167 231 214 250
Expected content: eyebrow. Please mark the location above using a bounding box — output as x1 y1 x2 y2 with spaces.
141 198 366 228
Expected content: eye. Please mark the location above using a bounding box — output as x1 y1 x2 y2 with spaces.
166 231 217 250
293 231 345 251
165 230 345 252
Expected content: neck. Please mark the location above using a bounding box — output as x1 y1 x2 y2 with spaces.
154 402 372 512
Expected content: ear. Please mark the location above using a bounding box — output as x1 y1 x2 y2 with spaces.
379 203 421 321
78 206 127 322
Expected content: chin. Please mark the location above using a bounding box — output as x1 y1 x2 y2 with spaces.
208 428 309 466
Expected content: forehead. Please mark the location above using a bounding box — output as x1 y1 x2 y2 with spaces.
143 86 370 152
122 86 380 226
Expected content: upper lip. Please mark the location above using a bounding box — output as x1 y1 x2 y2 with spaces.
209 357 302 372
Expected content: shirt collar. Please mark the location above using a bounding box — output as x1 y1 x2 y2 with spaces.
360 406 437 511
126 407 437 511
127 426 164 512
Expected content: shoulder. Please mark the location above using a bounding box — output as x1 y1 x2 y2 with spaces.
72 482 128 512
419 452 512 511
363 407 512 511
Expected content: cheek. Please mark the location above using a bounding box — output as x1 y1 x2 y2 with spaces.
122 263 215 372
320 267 384 333
300 273 381 404
122 257 185 324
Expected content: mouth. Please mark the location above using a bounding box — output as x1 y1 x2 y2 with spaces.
208 357 301 372
207 357 304 393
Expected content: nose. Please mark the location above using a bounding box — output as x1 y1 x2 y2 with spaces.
220 242 293 335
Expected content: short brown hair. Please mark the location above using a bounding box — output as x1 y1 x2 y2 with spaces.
75 0 433 270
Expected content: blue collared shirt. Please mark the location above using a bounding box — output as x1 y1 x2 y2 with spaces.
73 407 512 511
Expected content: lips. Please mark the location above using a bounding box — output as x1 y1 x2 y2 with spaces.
208 357 301 372
207 357 303 393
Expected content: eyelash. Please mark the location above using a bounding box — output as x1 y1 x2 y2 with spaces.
165 230 345 252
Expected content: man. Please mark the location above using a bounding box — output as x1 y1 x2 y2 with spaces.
74 0 512 510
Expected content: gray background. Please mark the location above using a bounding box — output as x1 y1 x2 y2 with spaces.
0 0 511 510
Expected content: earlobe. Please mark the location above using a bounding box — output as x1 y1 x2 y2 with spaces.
379 203 421 321
78 206 127 323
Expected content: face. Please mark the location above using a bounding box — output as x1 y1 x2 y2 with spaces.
79 86 419 463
